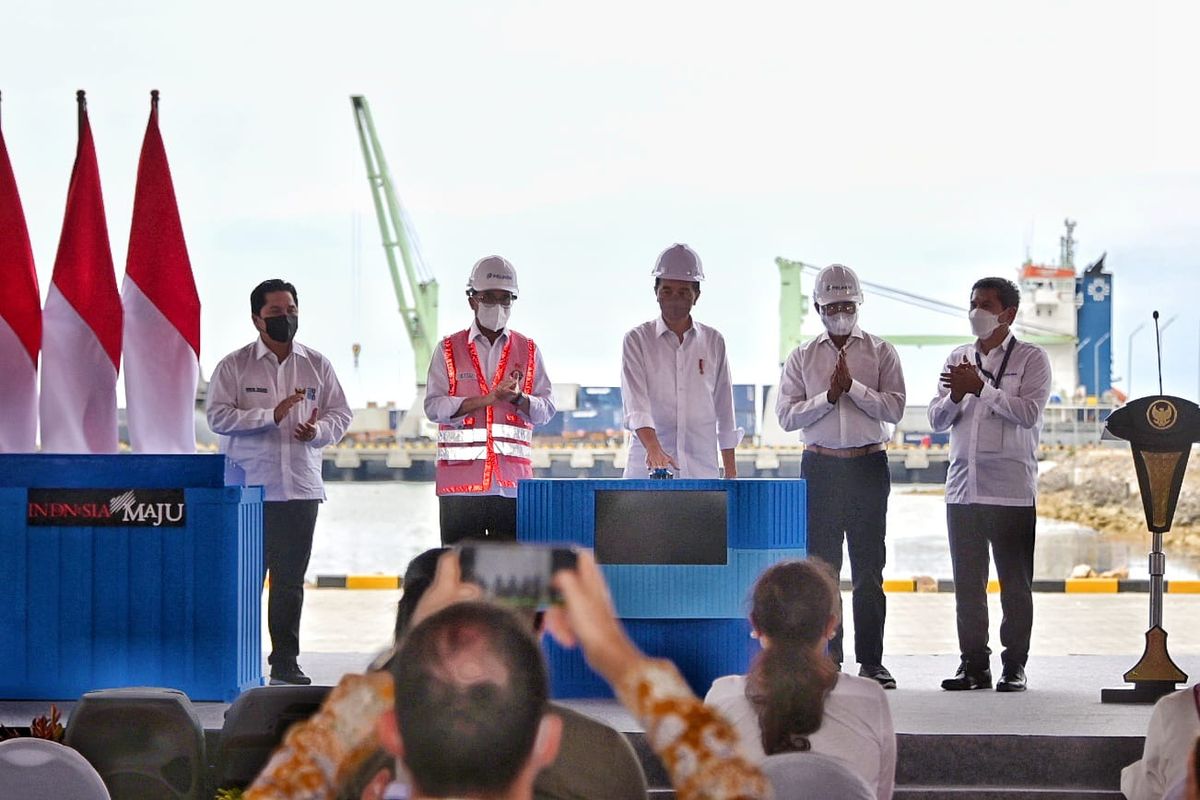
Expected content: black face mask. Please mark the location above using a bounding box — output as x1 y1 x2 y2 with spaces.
262 314 298 344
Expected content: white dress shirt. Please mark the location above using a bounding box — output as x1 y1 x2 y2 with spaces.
207 339 352 502
424 321 556 498
620 317 743 478
775 326 906 447
927 333 1052 506
705 673 897 800
1121 685 1200 800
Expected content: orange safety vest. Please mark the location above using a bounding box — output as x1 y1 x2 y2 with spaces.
435 329 537 496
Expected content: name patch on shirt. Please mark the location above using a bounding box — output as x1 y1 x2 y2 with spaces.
244 387 269 394
305 387 317 401
456 372 477 381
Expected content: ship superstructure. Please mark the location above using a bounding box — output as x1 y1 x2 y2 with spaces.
1016 219 1114 402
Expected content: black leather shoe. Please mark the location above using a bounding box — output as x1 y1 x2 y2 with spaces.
269 664 312 686
940 663 992 691
859 664 897 689
996 664 1027 692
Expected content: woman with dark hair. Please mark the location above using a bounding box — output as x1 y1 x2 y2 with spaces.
705 558 896 798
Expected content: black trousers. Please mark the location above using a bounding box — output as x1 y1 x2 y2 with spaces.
262 500 320 668
947 503 1036 670
801 450 890 666
439 495 518 545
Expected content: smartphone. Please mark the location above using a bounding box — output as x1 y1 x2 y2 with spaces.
458 543 578 609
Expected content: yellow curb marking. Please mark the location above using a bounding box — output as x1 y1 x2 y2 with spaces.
344 575 401 590
1065 578 1119 593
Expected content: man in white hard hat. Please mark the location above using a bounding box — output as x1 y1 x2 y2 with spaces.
620 243 742 479
424 256 556 544
775 264 906 689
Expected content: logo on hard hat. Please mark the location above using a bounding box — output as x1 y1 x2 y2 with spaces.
1146 400 1177 431
486 272 512 281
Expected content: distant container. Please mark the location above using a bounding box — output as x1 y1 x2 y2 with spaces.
733 384 757 438
578 386 623 410
538 413 566 438
561 407 623 439
902 431 949 447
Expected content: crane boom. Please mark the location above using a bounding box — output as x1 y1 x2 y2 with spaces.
350 95 439 385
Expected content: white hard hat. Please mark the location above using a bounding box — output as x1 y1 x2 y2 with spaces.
813 263 864 305
651 243 705 282
467 255 519 296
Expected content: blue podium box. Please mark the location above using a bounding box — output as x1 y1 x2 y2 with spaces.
0 455 262 702
518 478 805 697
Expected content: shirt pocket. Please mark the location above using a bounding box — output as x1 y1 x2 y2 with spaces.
977 411 1005 453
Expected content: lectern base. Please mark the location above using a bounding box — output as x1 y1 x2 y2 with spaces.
1100 681 1181 704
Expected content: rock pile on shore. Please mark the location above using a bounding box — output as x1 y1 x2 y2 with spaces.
1037 448 1200 554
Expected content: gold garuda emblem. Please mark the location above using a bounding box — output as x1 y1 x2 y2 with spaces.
1147 400 1177 431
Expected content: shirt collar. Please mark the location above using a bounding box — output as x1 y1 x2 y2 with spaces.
469 320 508 344
655 316 695 339
815 324 864 347
975 330 1014 358
254 337 309 362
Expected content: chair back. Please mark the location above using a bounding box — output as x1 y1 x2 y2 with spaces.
761 751 875 800
0 737 111 800
64 687 205 800
216 684 332 789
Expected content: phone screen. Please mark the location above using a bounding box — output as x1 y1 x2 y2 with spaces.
459 544 576 609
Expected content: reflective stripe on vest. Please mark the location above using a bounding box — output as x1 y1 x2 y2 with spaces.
491 423 532 444
438 428 490 444
493 440 533 460
437 446 488 462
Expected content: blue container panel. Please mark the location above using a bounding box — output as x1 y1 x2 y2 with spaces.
0 485 262 702
606 548 805 618
545 618 757 699
736 410 757 439
733 384 756 412
518 479 806 551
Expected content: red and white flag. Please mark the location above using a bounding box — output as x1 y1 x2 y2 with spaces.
39 91 122 453
122 91 200 453
0 97 41 452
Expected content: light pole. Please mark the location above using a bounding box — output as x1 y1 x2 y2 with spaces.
1127 323 1146 397
1075 338 1091 400
1093 331 1111 399
1156 315 1177 396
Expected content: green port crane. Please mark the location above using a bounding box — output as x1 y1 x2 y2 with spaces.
350 95 439 387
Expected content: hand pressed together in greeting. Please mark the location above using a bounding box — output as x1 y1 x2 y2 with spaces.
940 357 985 403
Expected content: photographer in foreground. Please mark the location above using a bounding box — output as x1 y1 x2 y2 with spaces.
246 550 768 800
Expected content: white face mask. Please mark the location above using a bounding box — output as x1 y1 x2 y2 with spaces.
821 310 857 337
969 308 1002 339
476 303 510 332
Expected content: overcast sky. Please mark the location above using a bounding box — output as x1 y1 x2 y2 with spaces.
3 0 1198 410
